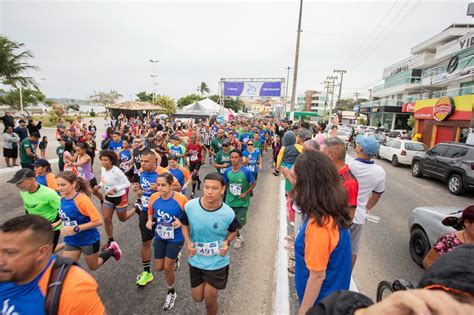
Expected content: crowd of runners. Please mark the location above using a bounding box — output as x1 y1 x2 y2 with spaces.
1 113 473 315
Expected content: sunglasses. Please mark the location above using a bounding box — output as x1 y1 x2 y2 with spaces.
247 143 254 146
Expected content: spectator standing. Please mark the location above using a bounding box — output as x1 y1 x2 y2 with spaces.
346 135 385 269
14 119 29 141
39 136 48 159
19 132 40 169
2 126 20 167
0 111 15 132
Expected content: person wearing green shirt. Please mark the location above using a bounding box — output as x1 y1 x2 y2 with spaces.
252 133 263 155
56 137 66 172
210 129 226 157
8 168 62 250
213 140 232 174
19 132 40 170
223 149 256 249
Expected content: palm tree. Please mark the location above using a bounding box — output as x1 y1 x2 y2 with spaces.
0 36 39 89
196 81 211 96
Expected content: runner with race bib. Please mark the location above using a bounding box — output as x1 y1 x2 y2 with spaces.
180 172 240 315
146 173 188 311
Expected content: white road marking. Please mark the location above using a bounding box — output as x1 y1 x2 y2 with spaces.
273 179 290 314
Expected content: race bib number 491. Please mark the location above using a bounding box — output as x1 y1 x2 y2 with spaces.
196 241 219 256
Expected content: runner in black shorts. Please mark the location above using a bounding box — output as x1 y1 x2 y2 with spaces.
186 133 207 198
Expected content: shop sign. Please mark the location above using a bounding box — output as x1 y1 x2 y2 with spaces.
433 96 455 121
390 65 409 76
402 102 415 112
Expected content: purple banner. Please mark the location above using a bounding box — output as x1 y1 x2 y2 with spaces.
223 82 244 96
223 81 282 97
260 82 282 97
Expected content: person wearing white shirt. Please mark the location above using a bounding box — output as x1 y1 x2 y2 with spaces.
95 149 135 250
346 135 386 269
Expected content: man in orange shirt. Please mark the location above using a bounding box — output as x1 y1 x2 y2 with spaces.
0 214 106 314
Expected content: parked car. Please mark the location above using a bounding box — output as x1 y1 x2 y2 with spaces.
411 142 474 195
366 132 387 146
379 140 427 166
388 129 408 139
408 206 462 265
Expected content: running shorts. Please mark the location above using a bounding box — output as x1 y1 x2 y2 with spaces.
189 162 202 173
104 194 128 211
232 207 249 227
64 240 100 255
139 211 155 242
154 239 184 260
189 264 229 290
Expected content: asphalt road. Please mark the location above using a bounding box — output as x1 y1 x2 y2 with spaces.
352 153 474 300
0 153 280 315
1 142 473 313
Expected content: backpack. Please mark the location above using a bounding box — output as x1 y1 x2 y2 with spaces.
44 256 79 315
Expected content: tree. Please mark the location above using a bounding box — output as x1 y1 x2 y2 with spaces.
154 95 177 115
197 81 211 96
407 115 415 130
136 91 154 102
336 98 368 111
177 93 203 108
88 90 122 107
0 36 39 89
209 94 245 112
1 88 45 109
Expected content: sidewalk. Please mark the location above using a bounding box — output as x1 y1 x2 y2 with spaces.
0 117 106 173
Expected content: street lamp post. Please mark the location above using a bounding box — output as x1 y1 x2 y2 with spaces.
149 59 159 102
284 66 293 116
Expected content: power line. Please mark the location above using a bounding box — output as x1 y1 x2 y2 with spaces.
347 0 423 71
340 0 400 68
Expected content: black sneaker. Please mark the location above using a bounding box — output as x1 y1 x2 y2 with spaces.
134 201 143 215
197 180 201 190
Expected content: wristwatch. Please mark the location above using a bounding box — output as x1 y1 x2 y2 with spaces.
73 225 81 233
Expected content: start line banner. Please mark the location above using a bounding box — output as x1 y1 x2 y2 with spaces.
223 81 282 97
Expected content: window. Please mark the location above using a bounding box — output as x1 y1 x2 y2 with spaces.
405 142 427 151
430 144 449 157
384 140 394 147
392 141 401 149
445 146 468 158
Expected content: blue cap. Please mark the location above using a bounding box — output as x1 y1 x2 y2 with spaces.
355 135 380 158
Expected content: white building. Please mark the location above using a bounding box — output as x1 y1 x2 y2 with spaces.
361 24 474 129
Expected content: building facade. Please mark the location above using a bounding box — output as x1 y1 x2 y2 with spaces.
361 24 474 130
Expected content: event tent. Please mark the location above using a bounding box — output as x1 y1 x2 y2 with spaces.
174 98 221 119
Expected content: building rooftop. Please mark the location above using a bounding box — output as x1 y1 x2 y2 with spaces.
411 24 474 55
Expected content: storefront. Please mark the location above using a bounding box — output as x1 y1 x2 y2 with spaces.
414 94 474 148
359 105 411 129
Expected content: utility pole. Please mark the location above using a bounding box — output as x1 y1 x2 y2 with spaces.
327 75 337 117
290 0 304 112
368 89 373 101
322 80 330 119
149 59 159 103
284 66 293 115
333 69 347 106
354 92 360 101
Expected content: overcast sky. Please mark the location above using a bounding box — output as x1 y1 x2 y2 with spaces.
1 0 472 101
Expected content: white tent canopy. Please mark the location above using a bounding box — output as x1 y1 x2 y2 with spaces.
183 98 220 115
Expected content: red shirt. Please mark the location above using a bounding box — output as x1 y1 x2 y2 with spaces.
186 142 203 163
338 165 358 208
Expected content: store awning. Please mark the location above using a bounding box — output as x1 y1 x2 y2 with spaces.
106 101 164 111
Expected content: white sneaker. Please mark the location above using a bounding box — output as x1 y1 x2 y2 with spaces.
233 236 243 249
163 291 177 311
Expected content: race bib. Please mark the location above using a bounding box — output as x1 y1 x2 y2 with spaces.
120 162 128 171
229 183 242 196
77 171 85 179
156 224 174 239
196 241 219 256
248 164 255 172
142 196 150 208
190 154 198 162
62 220 77 228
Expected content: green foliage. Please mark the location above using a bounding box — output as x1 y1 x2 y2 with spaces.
65 104 80 111
197 81 211 96
208 95 244 112
0 36 39 89
89 90 122 106
44 99 54 107
1 88 45 109
136 91 154 102
154 95 177 115
48 111 59 124
177 93 203 108
407 115 415 130
336 98 369 111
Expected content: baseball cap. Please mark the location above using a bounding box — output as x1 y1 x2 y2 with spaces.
418 244 474 296
223 140 231 146
355 135 380 158
7 168 36 184
33 159 51 168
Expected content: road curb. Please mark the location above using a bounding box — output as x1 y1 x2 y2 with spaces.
273 179 290 314
0 158 59 175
